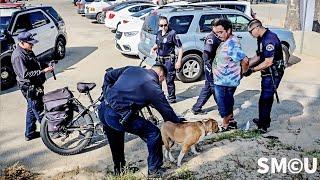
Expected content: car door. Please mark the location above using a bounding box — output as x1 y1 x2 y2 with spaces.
195 14 222 52
10 10 57 56
28 10 58 53
223 13 256 57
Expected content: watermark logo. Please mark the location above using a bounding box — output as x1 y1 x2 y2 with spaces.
258 157 318 174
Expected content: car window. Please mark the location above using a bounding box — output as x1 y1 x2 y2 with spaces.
142 14 159 35
141 5 154 10
29 11 50 29
13 13 32 34
44 7 63 22
169 15 193 34
128 5 140 13
234 5 246 13
0 16 11 31
131 7 153 17
114 3 133 11
199 14 222 33
225 14 249 32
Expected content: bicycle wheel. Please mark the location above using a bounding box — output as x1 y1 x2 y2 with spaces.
40 101 94 155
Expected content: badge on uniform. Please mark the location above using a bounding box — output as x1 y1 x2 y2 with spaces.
266 44 274 51
163 37 167 43
206 39 213 45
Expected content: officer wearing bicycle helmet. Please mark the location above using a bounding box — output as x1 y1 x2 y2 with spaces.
98 63 184 178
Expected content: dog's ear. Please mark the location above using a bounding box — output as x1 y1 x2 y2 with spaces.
211 120 219 133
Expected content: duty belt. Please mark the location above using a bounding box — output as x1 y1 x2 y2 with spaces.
157 54 175 60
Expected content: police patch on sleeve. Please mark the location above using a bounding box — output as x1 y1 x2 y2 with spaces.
206 39 213 45
266 44 274 51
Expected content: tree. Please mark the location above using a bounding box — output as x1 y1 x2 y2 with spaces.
285 0 301 30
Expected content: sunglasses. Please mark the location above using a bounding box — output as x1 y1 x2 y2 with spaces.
249 25 259 34
159 24 168 27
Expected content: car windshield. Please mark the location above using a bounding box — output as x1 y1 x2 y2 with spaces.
131 7 153 17
142 14 159 35
114 3 132 11
0 16 12 31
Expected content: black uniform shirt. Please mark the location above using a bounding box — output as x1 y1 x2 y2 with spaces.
156 29 182 56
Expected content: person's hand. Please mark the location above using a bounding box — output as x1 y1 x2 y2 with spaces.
243 68 254 77
175 60 182 70
43 66 54 73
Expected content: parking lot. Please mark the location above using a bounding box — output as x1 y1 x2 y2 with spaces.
1 0 320 178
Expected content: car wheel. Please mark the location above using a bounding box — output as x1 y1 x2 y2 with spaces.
281 44 290 67
177 54 203 83
96 12 105 24
0 60 16 90
53 37 66 60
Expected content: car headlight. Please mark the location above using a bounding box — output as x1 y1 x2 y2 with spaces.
124 31 138 37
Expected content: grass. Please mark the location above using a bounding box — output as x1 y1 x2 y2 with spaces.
305 150 320 159
0 162 38 180
106 173 142 180
105 166 143 180
168 166 196 180
203 129 262 145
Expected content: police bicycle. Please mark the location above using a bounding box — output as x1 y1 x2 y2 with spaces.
40 61 160 156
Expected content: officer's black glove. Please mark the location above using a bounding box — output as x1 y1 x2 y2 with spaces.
243 68 254 77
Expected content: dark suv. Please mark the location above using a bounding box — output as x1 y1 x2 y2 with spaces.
0 5 67 90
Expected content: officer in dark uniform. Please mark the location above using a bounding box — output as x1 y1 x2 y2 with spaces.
244 19 285 133
151 16 183 104
11 32 54 141
191 23 221 115
98 64 184 177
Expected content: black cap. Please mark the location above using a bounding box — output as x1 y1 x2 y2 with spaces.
17 32 38 44
152 62 167 77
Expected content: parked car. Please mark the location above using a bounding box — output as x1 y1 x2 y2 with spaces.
84 0 119 24
104 3 156 30
115 7 157 55
76 0 95 14
0 5 67 90
138 6 295 83
192 0 256 19
102 0 153 18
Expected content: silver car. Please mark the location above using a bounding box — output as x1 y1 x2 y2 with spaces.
138 6 295 83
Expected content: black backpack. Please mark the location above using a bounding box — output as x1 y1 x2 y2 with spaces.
43 87 74 132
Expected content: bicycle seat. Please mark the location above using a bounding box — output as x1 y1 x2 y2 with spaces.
77 82 96 93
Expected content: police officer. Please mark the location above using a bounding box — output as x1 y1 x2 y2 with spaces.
244 19 285 133
150 16 183 104
98 64 184 177
191 22 221 115
11 32 54 141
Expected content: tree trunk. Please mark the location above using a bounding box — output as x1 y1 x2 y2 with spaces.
285 0 301 30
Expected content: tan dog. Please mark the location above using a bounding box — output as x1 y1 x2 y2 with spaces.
161 118 219 167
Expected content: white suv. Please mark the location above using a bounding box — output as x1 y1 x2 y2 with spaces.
0 6 67 89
